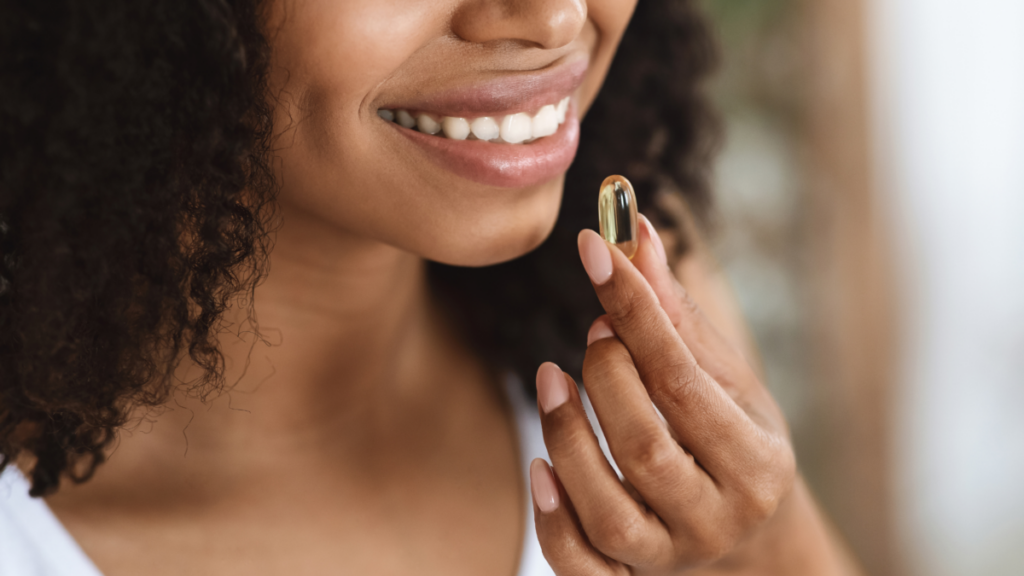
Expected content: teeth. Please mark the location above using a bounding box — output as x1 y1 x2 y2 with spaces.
471 117 500 141
417 114 441 135
556 97 568 124
441 117 470 140
381 96 571 144
531 105 558 139
396 109 417 129
500 112 532 144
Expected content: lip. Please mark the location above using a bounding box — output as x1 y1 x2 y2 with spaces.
377 56 589 120
379 57 587 188
392 107 580 188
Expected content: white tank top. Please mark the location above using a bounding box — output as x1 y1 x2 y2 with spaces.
0 377 560 576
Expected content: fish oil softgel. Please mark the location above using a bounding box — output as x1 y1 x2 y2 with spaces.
598 175 638 259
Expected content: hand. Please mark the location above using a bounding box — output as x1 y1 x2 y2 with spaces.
530 216 797 574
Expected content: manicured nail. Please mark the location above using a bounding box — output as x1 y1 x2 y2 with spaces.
587 318 616 346
578 229 613 285
530 459 560 513
536 362 569 413
640 214 668 266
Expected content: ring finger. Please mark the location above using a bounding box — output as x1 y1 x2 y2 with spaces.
536 362 673 568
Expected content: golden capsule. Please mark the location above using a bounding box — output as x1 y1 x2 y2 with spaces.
598 175 639 259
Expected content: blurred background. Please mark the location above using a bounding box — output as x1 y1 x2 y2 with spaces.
698 0 1024 574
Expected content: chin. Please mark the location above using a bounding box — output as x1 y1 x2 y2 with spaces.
422 183 564 268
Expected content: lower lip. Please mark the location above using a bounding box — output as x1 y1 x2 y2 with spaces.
390 109 580 189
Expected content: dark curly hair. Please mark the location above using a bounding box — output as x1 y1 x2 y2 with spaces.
0 0 719 496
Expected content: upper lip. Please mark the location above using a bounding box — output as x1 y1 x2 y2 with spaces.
376 56 589 119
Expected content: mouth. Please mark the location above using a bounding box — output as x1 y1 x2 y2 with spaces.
376 58 587 188
378 96 571 144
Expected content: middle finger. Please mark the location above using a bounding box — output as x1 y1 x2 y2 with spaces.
536 362 674 568
581 331 723 531
578 228 761 480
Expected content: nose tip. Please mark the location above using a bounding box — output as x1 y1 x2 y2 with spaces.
452 0 588 50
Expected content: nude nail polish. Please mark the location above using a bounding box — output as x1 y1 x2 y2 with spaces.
640 214 668 265
587 319 615 345
530 459 559 513
578 230 613 285
537 362 569 413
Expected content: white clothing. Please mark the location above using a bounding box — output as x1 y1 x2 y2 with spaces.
0 469 104 576
0 378 557 576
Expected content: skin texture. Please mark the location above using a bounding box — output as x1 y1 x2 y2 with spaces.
39 0 859 574
265 0 628 266
532 221 860 574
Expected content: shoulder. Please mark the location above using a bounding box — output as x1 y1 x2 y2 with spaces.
0 466 103 576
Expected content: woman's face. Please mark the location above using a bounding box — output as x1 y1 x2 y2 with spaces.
266 0 637 266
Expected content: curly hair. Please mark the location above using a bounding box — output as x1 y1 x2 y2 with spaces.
0 0 719 496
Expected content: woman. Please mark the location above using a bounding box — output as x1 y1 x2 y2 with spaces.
0 0 859 574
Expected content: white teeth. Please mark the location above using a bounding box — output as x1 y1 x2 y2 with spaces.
531 105 558 139
417 114 440 135
471 117 500 141
441 117 470 140
500 112 532 144
381 97 571 144
396 109 416 129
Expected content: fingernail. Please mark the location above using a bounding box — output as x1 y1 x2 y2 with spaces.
641 214 668 266
530 459 560 513
578 229 613 285
536 362 569 413
587 318 615 346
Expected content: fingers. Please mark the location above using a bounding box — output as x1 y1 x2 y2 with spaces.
530 459 628 576
536 362 674 568
632 217 787 434
632 216 752 393
574 221 797 567
580 332 723 530
579 318 792 565
578 228 758 477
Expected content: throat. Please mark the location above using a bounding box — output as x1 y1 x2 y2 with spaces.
43 360 526 576
41 211 529 575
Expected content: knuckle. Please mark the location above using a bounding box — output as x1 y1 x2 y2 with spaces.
588 510 648 560
670 489 746 566
675 517 741 566
738 480 782 523
607 284 660 336
737 439 796 522
621 435 681 481
690 528 735 563
607 281 646 321
646 359 704 405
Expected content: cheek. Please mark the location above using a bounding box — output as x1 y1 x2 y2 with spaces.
262 0 613 266
270 0 432 72
572 0 637 118
588 0 639 37
268 1 467 249
268 0 433 135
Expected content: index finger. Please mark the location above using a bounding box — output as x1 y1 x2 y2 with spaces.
577 228 768 479
632 217 787 436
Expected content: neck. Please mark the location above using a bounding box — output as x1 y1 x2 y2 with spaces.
60 204 497 496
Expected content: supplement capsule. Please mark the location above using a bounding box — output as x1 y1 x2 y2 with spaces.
598 175 639 259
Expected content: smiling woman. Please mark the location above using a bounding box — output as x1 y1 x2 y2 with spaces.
1 0 856 575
